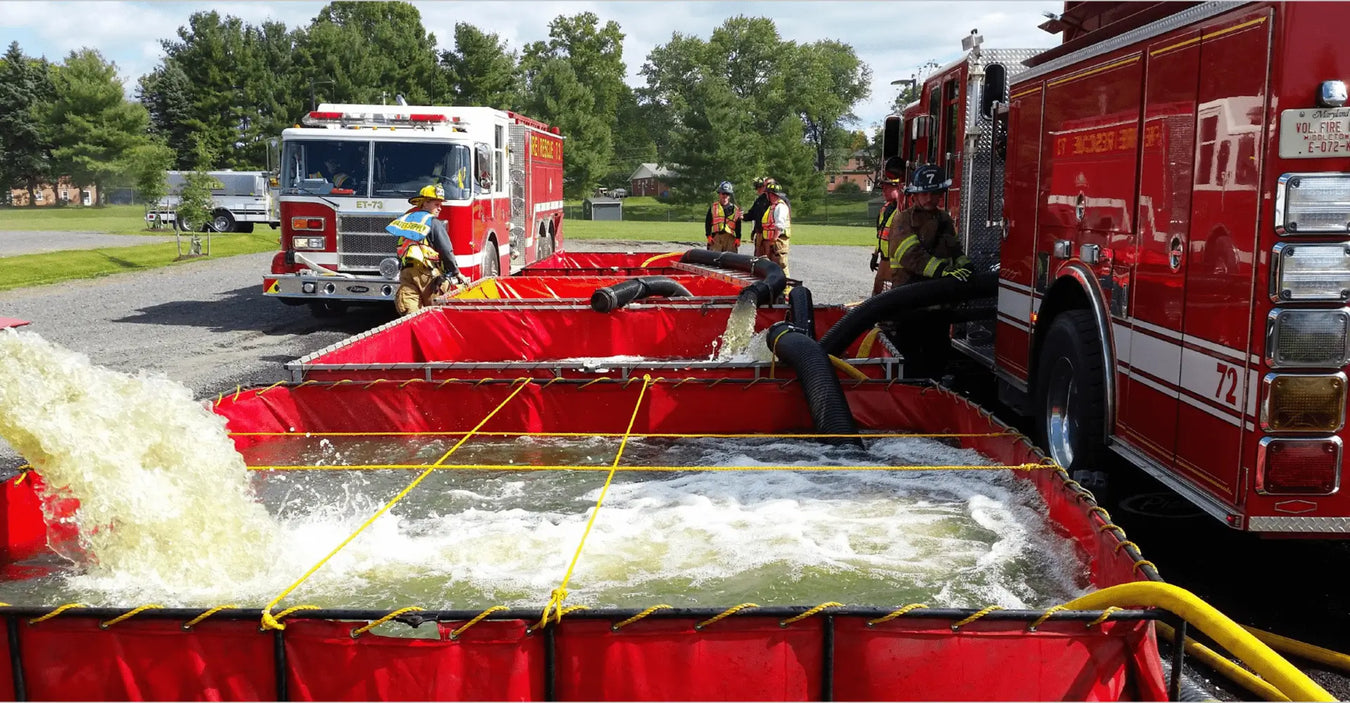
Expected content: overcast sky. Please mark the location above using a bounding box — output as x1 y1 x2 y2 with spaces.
0 1 1061 128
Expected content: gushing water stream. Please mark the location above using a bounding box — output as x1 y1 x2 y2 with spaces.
711 298 768 361
0 329 1088 611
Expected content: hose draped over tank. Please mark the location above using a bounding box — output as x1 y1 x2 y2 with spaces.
590 276 693 313
679 249 786 307
818 272 999 357
786 286 816 340
766 320 860 445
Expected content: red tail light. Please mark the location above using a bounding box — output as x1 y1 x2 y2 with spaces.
1257 438 1341 495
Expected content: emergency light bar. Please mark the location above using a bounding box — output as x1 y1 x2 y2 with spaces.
302 110 460 128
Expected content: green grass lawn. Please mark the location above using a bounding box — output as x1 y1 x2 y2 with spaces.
0 233 279 292
564 218 874 247
0 204 165 235
569 192 878 228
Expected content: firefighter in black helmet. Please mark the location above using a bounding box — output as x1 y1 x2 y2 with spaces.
870 156 905 295
883 164 973 378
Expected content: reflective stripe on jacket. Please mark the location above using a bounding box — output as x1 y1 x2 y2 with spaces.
876 201 898 259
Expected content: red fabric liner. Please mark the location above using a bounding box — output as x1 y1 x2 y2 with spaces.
306 305 854 367
285 619 542 701
532 252 680 269
18 619 274 700
453 275 742 300
832 617 1168 701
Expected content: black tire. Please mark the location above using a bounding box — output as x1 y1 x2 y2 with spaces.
1034 309 1107 473
210 210 236 233
482 240 500 278
236 223 255 233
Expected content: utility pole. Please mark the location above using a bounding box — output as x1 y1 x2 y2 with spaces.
309 78 334 111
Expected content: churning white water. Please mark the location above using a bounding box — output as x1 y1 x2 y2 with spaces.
711 298 762 361
0 329 1089 612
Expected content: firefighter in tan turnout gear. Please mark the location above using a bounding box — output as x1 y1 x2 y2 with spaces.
757 180 791 275
705 181 743 252
885 164 973 377
385 184 467 316
869 157 905 295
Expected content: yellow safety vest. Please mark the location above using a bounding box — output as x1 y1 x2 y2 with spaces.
711 201 741 235
761 204 789 241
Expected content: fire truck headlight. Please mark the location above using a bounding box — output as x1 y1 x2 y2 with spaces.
1270 243 1350 302
292 237 326 250
1257 437 1341 495
1276 174 1350 235
1261 372 1347 433
1266 308 1350 368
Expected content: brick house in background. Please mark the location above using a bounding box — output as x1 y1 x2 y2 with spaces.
629 163 676 198
825 150 874 193
6 177 98 207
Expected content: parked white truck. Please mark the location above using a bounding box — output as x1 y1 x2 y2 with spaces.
147 171 280 233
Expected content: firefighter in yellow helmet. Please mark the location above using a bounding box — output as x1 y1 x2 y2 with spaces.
385 184 467 315
870 157 905 295
705 181 743 252
757 180 791 275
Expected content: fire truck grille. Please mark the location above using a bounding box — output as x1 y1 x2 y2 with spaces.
338 215 399 271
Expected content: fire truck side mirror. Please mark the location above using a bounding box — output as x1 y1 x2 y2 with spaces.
910 116 930 140
981 64 1007 119
882 115 903 161
474 144 493 189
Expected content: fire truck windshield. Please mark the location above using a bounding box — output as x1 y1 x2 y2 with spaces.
370 141 472 201
281 139 370 196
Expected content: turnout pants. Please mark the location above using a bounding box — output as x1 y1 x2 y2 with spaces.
709 232 740 253
754 237 790 277
394 262 442 316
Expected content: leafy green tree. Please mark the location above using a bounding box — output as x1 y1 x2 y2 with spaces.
523 13 627 123
0 42 55 206
521 59 610 198
789 40 872 172
666 76 759 204
440 23 518 108
136 62 196 169
124 141 174 213
295 2 440 106
177 169 217 253
45 48 152 203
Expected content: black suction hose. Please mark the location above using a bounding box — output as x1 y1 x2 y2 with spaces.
766 321 860 445
591 276 693 313
786 286 816 339
819 272 998 357
680 249 786 307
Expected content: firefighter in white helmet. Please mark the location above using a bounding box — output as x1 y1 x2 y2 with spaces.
705 181 743 252
385 184 467 315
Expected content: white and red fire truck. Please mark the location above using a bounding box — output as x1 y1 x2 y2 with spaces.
885 2 1350 535
263 103 565 315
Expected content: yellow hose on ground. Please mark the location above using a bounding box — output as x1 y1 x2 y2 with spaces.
1061 582 1332 702
640 251 683 267
1243 626 1350 675
828 355 869 381
1155 621 1289 702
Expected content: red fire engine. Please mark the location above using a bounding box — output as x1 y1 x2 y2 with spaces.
885 2 1350 535
263 104 565 316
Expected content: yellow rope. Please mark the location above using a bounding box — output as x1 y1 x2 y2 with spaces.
867 603 928 626
261 379 533 631
695 603 759 630
12 464 31 485
1097 522 1127 537
448 606 507 640
182 604 240 630
255 381 286 396
1029 605 1068 631
1114 539 1140 554
1086 606 1122 628
640 251 683 267
100 604 164 629
351 606 424 638
537 376 652 630
362 379 386 389
1132 559 1157 574
250 462 1047 473
398 378 423 388
611 604 672 631
578 377 612 389
233 385 242 402
952 605 1004 630
1087 506 1112 521
780 602 843 627
269 605 319 627
28 603 86 624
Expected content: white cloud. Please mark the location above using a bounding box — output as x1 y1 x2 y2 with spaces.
2 0 1062 122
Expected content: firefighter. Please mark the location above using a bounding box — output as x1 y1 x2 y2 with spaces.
385 184 468 316
758 181 791 275
870 157 905 295
884 164 973 377
745 176 771 250
705 181 743 252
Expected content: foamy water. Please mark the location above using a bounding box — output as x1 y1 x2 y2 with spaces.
0 328 1088 611
711 298 761 360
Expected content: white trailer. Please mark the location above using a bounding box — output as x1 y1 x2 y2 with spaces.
148 171 280 232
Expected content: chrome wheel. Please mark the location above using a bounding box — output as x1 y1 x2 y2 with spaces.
1044 356 1077 468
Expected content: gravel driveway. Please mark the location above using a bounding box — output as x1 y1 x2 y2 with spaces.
0 231 177 257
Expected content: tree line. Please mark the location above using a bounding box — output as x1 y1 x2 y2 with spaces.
0 1 879 212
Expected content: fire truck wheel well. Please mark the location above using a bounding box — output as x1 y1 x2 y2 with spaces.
1029 270 1117 442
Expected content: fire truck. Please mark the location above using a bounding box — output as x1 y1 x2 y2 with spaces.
884 2 1350 535
263 103 565 316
